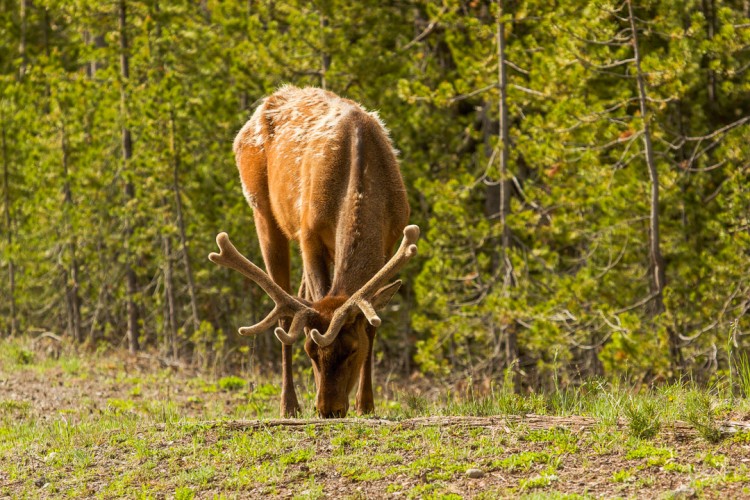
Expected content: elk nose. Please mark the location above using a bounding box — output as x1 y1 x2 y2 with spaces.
318 403 349 419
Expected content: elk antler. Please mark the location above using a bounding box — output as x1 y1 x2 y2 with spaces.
310 225 420 347
208 232 312 344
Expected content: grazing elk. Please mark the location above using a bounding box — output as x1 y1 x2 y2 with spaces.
209 86 418 418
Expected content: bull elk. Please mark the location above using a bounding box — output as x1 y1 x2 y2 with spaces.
209 86 418 418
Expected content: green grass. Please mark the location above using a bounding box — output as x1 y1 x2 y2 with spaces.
736 353 750 399
683 389 723 443
495 451 553 472
611 468 635 483
1 339 750 498
624 397 661 439
519 472 559 490
218 376 246 392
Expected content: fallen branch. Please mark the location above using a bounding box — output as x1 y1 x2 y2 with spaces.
154 414 750 438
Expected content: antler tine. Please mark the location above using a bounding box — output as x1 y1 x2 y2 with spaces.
309 309 350 347
310 225 420 347
209 232 309 339
274 309 314 344
352 225 419 301
238 307 284 336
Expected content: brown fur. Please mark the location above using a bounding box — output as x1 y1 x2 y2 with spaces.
234 86 410 417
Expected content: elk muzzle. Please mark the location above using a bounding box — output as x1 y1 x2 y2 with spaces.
317 400 350 419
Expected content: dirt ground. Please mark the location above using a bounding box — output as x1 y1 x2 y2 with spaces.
2 347 750 498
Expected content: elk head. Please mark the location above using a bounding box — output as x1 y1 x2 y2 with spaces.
209 225 420 418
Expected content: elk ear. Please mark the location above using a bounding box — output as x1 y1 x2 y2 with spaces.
371 280 402 311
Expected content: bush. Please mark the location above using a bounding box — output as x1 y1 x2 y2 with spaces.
683 390 722 443
624 397 661 439
218 376 246 392
13 347 34 365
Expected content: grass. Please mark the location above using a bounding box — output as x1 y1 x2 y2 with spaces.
735 352 750 399
1 339 750 498
624 397 661 439
682 389 723 443
218 376 246 392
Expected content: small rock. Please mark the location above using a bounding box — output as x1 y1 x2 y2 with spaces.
34 477 46 488
672 484 696 499
466 468 484 479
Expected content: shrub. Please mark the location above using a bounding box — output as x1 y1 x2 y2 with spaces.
218 376 246 392
624 397 661 439
683 390 722 443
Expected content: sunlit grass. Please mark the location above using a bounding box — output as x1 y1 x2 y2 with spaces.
1 338 750 497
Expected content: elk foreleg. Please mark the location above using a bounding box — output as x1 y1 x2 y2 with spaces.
254 211 301 417
355 324 377 415
300 234 331 301
280 343 299 417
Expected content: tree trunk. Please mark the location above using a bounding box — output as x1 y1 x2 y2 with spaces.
319 15 330 89
169 109 200 334
162 232 178 359
19 0 28 80
61 123 82 343
702 0 717 107
120 0 139 353
627 0 681 367
497 0 518 370
90 34 106 77
83 17 107 343
627 0 667 316
1 114 17 337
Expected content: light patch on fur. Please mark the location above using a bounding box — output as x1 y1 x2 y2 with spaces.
240 179 257 209
234 100 268 153
366 110 390 137
249 86 395 152
234 87 398 158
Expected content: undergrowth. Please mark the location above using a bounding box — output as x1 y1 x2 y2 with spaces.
0 339 748 430
1 339 749 498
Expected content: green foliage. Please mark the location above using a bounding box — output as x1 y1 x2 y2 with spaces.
735 352 750 399
624 397 662 440
174 488 195 500
12 347 33 366
0 399 31 416
522 428 578 453
683 390 723 443
218 376 246 392
400 391 430 418
611 469 634 483
702 452 727 469
406 0 750 386
0 342 747 498
625 442 674 462
495 451 552 472
519 472 559 490
0 0 747 390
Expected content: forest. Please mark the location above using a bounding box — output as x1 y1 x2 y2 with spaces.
1 0 749 389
